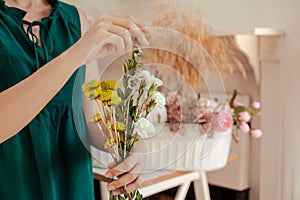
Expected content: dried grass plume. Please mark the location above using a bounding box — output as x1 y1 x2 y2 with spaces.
146 3 247 89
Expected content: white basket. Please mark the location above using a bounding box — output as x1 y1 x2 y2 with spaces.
91 124 232 172
199 126 233 171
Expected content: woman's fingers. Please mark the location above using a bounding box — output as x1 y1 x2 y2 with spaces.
108 161 117 169
101 14 149 46
99 23 133 52
85 30 125 62
105 141 147 193
110 175 143 195
105 154 138 178
123 175 143 193
106 13 149 33
107 163 144 194
107 171 138 191
80 13 149 63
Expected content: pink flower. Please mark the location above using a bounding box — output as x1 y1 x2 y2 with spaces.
239 121 250 133
233 102 243 107
238 111 251 122
251 102 261 109
215 112 233 131
250 129 262 138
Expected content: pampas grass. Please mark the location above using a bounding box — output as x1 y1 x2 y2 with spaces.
146 3 247 88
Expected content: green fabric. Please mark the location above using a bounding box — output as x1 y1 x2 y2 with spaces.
0 0 94 199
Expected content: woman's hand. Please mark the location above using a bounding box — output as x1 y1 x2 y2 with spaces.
104 140 147 195
73 13 149 65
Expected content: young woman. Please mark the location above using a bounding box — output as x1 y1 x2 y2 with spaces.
0 0 148 199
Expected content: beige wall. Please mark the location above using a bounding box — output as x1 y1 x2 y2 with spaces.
67 0 300 199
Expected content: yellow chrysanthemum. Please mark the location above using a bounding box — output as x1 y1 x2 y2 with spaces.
93 88 102 98
82 80 102 98
90 113 102 122
82 79 101 92
83 89 95 98
100 80 118 90
104 138 115 149
98 90 114 102
108 96 122 106
112 122 125 132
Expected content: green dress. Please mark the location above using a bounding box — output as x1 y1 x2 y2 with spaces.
0 0 94 199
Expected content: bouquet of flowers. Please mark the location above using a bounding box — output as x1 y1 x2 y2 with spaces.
82 47 165 200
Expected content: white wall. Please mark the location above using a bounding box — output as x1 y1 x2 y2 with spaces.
68 0 300 199
68 0 261 29
260 0 300 199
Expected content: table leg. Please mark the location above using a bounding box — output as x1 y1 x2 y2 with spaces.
193 171 211 200
100 181 109 200
174 181 192 200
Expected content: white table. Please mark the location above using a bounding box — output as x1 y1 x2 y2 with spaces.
93 168 211 200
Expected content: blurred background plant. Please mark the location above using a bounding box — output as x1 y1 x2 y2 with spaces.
164 89 262 142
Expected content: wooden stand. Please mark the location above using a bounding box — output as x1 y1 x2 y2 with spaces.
93 168 211 200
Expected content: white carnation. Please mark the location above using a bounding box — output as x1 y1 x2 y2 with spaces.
137 70 151 81
136 70 163 87
149 76 163 87
135 117 156 138
151 91 166 106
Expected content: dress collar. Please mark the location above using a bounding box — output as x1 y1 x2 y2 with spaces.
0 0 59 21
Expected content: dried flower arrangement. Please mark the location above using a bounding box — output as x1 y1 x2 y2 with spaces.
147 3 247 88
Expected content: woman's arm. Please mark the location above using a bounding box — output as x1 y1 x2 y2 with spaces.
0 46 81 143
0 9 148 143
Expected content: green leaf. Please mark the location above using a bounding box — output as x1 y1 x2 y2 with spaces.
119 196 125 200
115 105 123 120
136 190 143 200
119 132 125 143
234 106 247 114
125 87 132 98
146 100 156 116
109 191 115 200
147 83 156 98
117 88 125 99
130 106 137 122
122 75 128 88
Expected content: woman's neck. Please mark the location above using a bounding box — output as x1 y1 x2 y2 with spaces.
5 0 52 22
6 0 49 9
